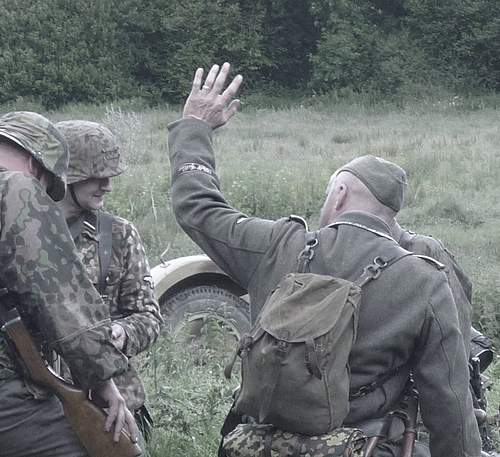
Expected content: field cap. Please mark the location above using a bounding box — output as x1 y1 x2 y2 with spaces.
338 155 407 212
56 120 124 184
0 111 68 201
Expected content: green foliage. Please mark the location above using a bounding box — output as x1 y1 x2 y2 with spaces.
309 0 500 94
309 2 429 93
258 0 320 88
117 0 271 102
404 0 500 90
2 0 499 106
0 0 135 108
140 331 239 457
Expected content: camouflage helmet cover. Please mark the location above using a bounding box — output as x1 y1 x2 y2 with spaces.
0 111 69 201
55 120 124 184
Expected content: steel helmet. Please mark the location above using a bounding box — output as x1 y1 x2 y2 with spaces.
0 111 68 201
55 120 124 184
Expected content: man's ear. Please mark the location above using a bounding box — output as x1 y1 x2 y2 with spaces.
27 156 40 178
28 156 50 189
335 183 348 210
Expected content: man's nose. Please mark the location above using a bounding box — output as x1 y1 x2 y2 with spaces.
100 177 113 192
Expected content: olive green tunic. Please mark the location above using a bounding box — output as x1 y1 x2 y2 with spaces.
392 221 473 349
168 118 481 457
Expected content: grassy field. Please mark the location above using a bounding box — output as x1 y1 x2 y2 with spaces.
45 92 500 341
6 91 499 454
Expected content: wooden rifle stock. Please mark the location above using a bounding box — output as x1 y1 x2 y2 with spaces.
363 384 419 457
1 308 141 457
399 387 419 457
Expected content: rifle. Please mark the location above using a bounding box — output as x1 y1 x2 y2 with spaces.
1 305 142 457
396 385 419 457
364 380 419 457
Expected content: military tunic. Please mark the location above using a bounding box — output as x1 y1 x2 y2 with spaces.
0 170 129 456
69 210 162 411
168 118 481 457
392 222 473 348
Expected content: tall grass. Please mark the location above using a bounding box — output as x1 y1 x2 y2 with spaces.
30 91 499 453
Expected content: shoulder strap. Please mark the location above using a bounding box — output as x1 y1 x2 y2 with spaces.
297 228 412 286
297 231 318 273
414 254 446 270
354 251 413 288
97 211 113 295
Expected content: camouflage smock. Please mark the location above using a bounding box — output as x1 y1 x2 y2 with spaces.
69 209 163 411
223 424 366 457
0 170 128 390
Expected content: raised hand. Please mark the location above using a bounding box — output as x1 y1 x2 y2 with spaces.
183 62 243 129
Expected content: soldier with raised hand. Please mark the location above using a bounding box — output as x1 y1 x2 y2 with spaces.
56 120 163 439
0 112 139 456
167 63 481 456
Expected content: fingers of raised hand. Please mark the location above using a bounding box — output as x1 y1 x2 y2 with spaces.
212 62 231 94
202 64 220 92
192 67 204 92
224 99 241 122
222 74 243 102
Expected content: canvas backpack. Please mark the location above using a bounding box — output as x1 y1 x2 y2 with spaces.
225 230 410 436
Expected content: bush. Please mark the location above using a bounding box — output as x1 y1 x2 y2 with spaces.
0 0 135 108
118 0 272 102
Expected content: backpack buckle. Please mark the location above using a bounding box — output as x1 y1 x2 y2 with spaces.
300 238 318 262
362 256 388 280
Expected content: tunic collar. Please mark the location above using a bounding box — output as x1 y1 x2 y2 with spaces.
327 211 394 240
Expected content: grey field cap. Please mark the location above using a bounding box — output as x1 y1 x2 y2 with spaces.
0 111 69 201
338 155 408 212
55 120 124 184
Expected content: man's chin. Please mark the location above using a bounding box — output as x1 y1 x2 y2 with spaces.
88 200 105 211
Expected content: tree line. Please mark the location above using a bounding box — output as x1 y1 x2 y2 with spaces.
0 0 498 108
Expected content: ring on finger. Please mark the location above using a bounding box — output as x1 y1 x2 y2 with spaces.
202 84 211 91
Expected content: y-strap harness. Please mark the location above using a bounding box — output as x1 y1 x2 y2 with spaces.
68 210 113 295
303 221 415 400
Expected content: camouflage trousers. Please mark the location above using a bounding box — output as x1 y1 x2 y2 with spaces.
223 423 367 457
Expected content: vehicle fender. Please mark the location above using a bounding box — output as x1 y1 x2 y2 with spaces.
151 254 246 302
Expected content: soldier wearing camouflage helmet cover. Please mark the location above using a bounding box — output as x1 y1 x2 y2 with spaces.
56 120 163 438
0 112 139 457
168 64 481 457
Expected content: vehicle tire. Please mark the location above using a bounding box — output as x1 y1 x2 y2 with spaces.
162 285 251 355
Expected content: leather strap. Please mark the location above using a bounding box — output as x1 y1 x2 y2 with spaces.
305 338 322 379
97 211 113 295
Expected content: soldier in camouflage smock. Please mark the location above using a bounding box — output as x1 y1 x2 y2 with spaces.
56 120 163 437
0 112 139 457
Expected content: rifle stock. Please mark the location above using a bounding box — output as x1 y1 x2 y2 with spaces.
399 387 418 457
1 308 141 457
